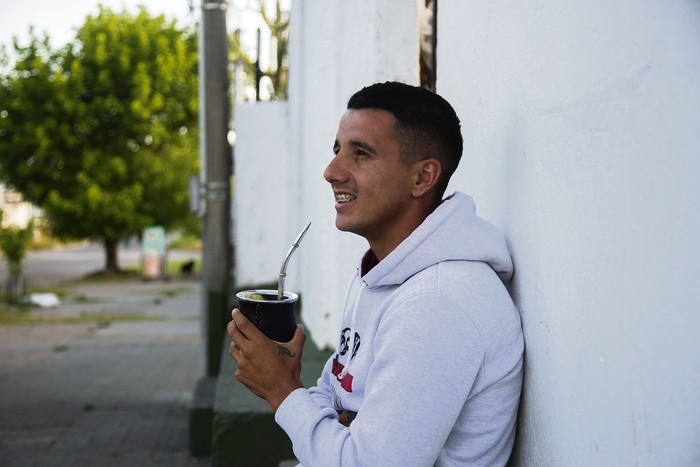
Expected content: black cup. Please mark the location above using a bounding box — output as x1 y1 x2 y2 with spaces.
236 289 298 342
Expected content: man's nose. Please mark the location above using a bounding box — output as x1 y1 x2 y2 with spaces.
323 154 346 184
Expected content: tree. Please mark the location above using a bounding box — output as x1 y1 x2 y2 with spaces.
229 0 289 101
0 213 33 303
0 7 199 272
260 0 289 100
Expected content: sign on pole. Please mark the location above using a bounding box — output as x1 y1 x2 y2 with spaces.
142 226 166 280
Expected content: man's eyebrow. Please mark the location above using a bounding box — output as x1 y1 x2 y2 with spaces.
333 138 378 155
348 139 377 154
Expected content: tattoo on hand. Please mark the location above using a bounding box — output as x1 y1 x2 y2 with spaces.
277 346 296 357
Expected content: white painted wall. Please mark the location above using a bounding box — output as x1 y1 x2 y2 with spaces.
438 1 700 465
290 0 420 347
233 101 296 287
234 0 419 347
233 0 700 463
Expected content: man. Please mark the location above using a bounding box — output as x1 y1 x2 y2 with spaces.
228 81 524 466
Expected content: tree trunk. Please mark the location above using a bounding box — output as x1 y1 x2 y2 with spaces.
5 274 25 304
104 238 120 272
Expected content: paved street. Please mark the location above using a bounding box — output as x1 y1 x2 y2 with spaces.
0 241 200 288
0 244 209 466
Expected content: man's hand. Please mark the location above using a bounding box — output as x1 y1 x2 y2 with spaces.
338 410 358 427
227 308 306 412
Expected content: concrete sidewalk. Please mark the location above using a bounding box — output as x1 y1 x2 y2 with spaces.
0 279 209 466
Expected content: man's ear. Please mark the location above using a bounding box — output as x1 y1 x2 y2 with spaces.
412 158 442 198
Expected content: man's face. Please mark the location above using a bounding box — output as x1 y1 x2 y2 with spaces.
324 108 418 253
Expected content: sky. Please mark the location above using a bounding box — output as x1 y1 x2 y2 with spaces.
0 0 197 54
0 0 288 99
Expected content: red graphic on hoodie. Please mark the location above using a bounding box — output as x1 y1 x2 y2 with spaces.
332 327 360 393
332 356 354 392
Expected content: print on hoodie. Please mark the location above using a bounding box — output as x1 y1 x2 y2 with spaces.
331 327 361 394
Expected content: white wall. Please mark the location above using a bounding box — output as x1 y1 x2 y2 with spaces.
438 1 700 465
233 0 700 463
233 102 297 287
234 0 419 347
284 0 420 347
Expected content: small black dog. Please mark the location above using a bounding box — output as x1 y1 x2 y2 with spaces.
180 260 195 277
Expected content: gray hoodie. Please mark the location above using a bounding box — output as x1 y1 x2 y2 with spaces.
276 192 524 466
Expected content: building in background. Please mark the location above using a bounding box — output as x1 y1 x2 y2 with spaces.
0 184 38 229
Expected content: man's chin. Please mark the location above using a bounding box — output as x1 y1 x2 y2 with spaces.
335 218 358 234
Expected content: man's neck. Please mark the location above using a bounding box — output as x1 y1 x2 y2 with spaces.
367 197 441 261
360 250 380 276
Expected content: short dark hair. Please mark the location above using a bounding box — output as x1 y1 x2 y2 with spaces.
347 81 463 198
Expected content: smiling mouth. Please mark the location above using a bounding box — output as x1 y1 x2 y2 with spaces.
334 193 357 203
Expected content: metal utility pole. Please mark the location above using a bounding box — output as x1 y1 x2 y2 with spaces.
200 0 231 377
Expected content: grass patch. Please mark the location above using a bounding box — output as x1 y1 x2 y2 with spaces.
168 233 202 250
73 294 97 303
68 258 200 283
27 287 69 300
0 310 163 326
28 233 82 251
72 269 141 284
149 286 195 305
167 258 200 276
158 287 192 298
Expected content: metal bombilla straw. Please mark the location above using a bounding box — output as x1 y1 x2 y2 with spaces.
278 222 311 300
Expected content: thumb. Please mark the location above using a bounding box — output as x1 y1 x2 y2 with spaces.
291 323 306 351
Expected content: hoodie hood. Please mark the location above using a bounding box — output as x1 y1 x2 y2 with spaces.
362 191 513 288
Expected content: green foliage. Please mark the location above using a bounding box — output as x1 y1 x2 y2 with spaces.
229 27 255 77
0 7 200 270
260 0 289 100
0 215 34 279
230 0 289 100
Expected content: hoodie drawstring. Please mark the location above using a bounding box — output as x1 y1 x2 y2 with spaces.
338 270 366 379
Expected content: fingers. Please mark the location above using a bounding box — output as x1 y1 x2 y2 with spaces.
228 309 249 362
230 308 256 341
227 312 245 342
229 309 305 364
290 323 306 349
338 410 357 427
229 339 241 361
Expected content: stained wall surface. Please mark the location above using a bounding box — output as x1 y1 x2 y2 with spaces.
437 1 700 465
233 0 700 464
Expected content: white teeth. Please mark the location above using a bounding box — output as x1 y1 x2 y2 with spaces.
335 193 356 203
